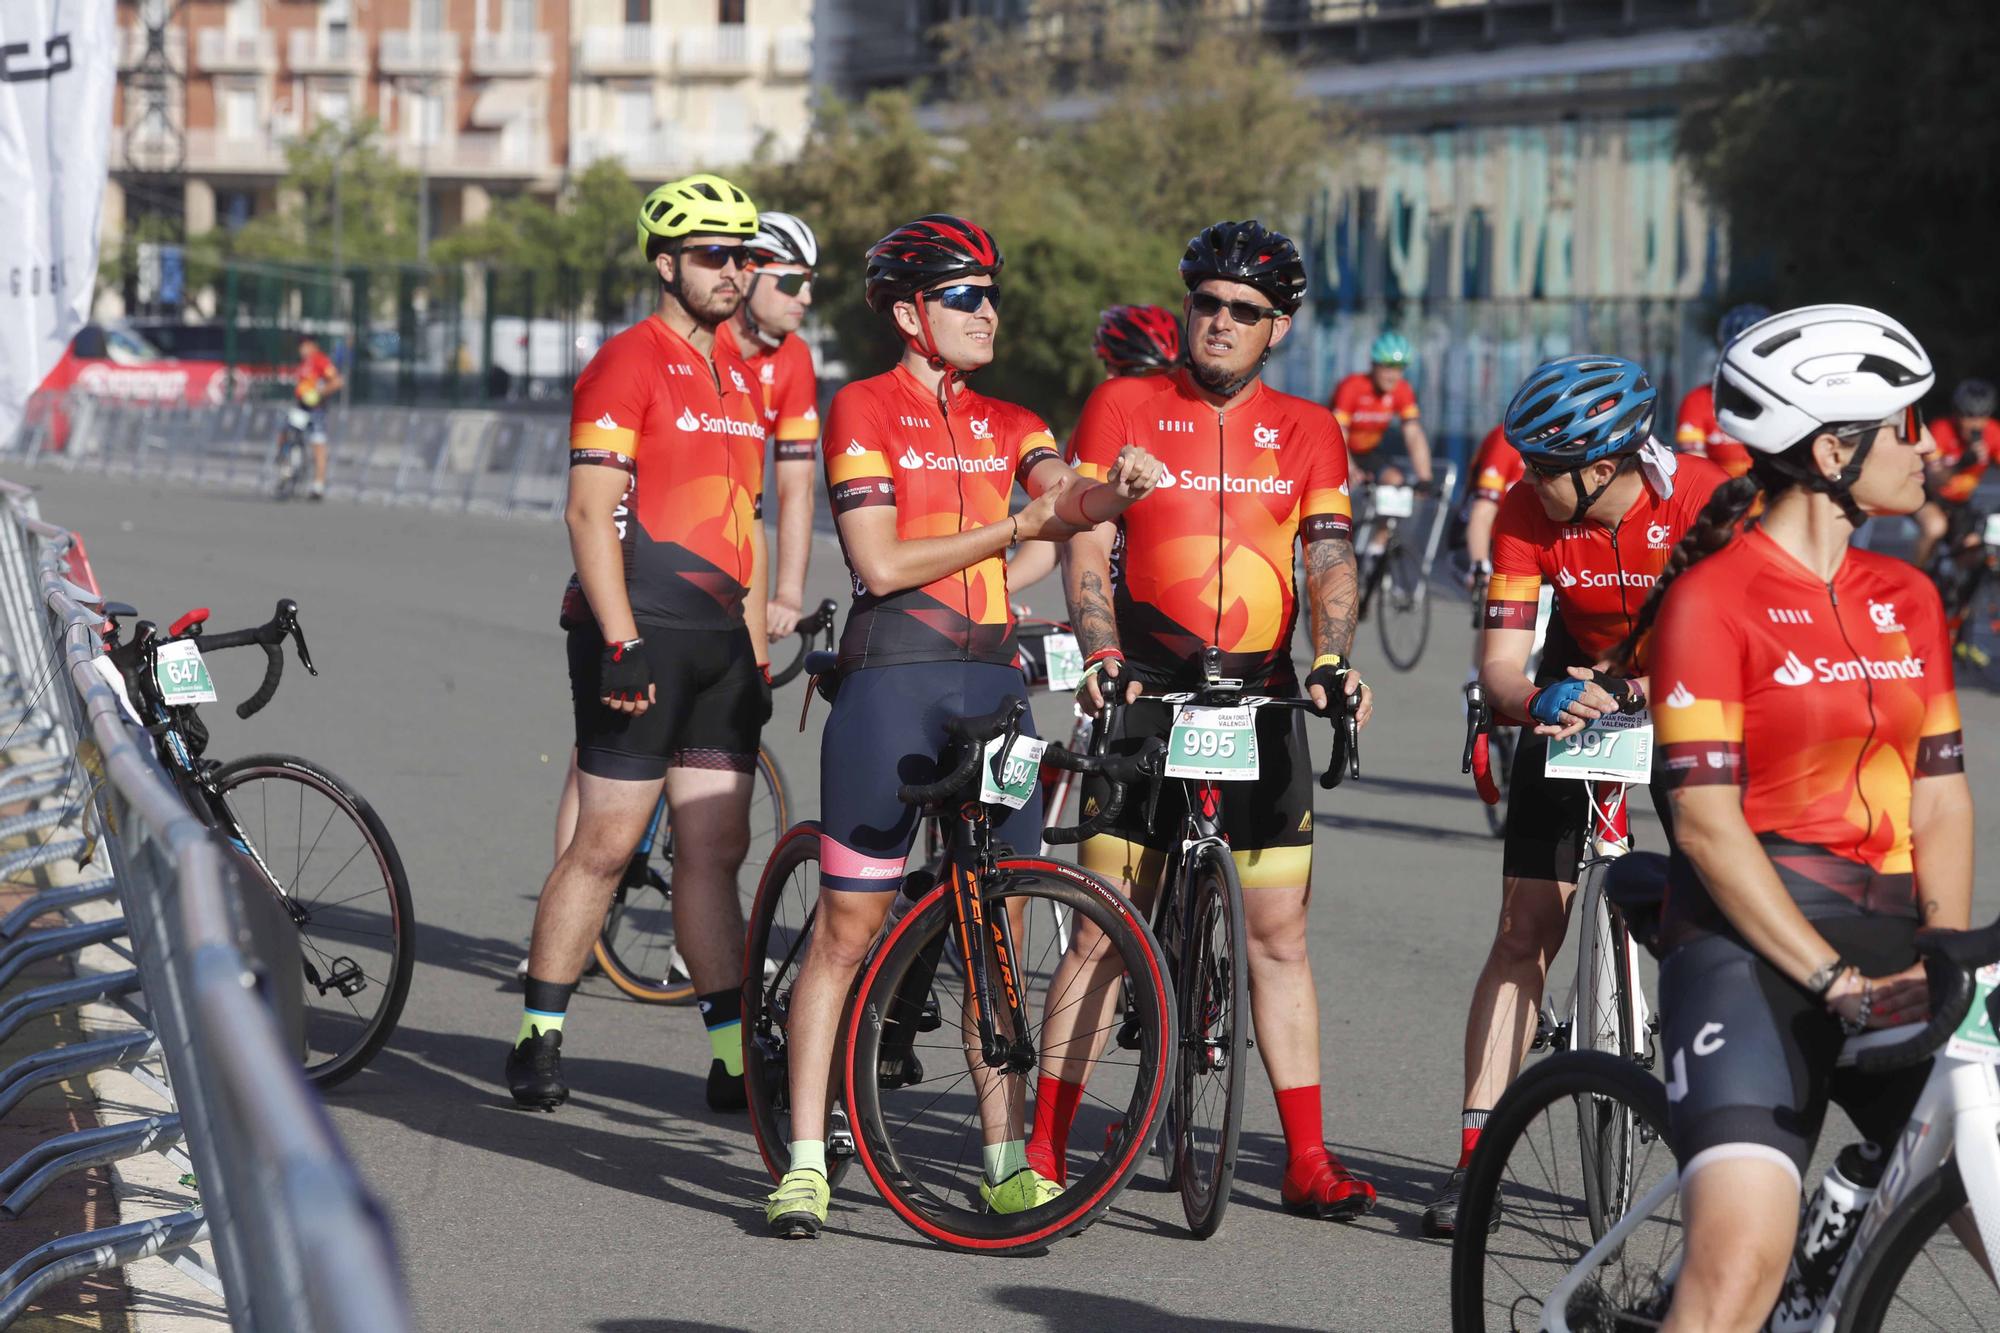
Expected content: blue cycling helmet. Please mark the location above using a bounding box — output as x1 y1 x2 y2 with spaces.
1369 331 1412 366
1502 354 1657 468
1716 303 1772 348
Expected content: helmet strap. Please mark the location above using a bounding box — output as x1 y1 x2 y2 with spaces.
905 295 960 406
1772 431 1877 527
1187 346 1271 402
738 273 784 352
1564 455 1632 526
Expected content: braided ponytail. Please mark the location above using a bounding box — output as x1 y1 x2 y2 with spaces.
1611 472 1765 672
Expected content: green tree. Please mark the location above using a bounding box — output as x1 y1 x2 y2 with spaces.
1679 0 2000 390
431 158 641 276
228 120 420 266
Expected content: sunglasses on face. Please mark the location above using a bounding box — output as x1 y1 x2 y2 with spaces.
1524 456 1577 480
1187 292 1282 324
924 283 1000 314
1833 403 1923 444
766 270 813 297
678 243 750 271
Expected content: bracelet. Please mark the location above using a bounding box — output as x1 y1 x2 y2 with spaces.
1840 978 1874 1036
1009 514 1019 545
1804 956 1848 1000
1084 647 1126 669
1077 485 1109 526
1311 653 1346 673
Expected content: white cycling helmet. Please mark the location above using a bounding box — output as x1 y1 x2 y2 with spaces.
747 211 818 269
1714 303 1934 454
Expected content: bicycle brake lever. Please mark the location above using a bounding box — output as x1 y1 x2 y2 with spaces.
290 619 318 676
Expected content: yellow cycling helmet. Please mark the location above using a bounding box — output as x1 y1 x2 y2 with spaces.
636 173 759 254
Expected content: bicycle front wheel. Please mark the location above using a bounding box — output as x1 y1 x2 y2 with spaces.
1569 876 1641 1234
845 858 1174 1253
594 746 789 1004
1837 1162 1995 1331
209 754 416 1087
1483 727 1516 840
1172 842 1249 1239
1376 538 1431 671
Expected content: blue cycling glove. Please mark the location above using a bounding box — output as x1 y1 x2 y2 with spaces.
1527 677 1591 726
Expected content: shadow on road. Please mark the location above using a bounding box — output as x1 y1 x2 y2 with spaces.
1311 811 1498 849
984 1285 1318 1331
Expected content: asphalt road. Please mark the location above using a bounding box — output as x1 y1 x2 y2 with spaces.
18 468 2000 1333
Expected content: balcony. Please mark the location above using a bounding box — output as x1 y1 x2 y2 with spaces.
117 25 186 72
676 24 761 77
769 25 812 78
287 29 368 75
391 132 554 178
380 29 462 77
184 127 296 175
470 30 552 77
576 25 675 76
572 126 759 177
196 26 276 72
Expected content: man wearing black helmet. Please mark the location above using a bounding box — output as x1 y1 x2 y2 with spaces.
1029 220 1380 1222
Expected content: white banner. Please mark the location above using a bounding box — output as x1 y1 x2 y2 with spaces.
0 0 115 442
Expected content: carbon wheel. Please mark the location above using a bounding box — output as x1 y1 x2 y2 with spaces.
1171 843 1249 1239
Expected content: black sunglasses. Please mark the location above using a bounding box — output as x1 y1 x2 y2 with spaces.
1524 455 1578 480
677 243 750 271
1187 292 1282 324
766 270 813 296
923 283 1000 314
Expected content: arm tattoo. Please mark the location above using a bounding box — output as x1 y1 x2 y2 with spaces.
1073 568 1121 658
1305 536 1359 659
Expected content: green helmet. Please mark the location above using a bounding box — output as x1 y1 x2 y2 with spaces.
1369 331 1413 367
636 173 758 255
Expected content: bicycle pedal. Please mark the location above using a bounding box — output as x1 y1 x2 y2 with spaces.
916 996 942 1033
1116 1017 1143 1051
828 1110 856 1160
324 957 366 999
877 1052 924 1089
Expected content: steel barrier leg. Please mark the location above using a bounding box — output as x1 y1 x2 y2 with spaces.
1 1115 185 1218
0 880 116 939
0 838 89 882
0 918 126 990
0 1032 159 1121
0 970 140 1046
0 1115 179 1200
0 1208 207 1323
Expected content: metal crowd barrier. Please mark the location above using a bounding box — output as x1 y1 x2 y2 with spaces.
0 478 410 1329
8 392 570 518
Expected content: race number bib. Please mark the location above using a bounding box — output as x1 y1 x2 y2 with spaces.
1983 513 2000 547
979 734 1048 811
1164 707 1260 781
1373 485 1415 519
153 639 218 706
1043 633 1084 692
1544 711 1652 784
1945 963 2000 1064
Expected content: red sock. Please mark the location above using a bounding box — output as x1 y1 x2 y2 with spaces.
1274 1083 1327 1168
1026 1074 1084 1185
1458 1125 1482 1169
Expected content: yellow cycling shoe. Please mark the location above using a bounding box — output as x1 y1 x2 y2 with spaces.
979 1167 1063 1215
765 1168 829 1239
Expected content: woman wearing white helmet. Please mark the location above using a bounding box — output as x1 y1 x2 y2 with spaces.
1611 305 1974 1328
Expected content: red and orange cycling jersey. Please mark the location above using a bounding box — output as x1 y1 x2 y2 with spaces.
1674 384 1753 480
1486 457 1726 662
824 366 1061 671
568 317 766 629
1470 425 1525 502
1652 528 1963 924
1927 415 1995 506
1329 373 1418 456
717 322 820 463
296 348 336 404
1070 370 1353 688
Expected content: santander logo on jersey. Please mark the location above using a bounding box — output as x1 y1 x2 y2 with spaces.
1772 649 1925 687
1157 468 1294 495
1664 681 1697 708
898 445 1008 474
675 406 764 438
1556 568 1657 591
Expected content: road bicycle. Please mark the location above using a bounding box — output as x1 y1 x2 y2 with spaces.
743 695 1175 1252
587 598 838 1004
271 407 311 501
102 598 414 1087
1353 459 1459 673
1450 899 2000 1331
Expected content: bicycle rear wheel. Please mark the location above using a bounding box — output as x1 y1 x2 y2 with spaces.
208 754 415 1087
742 821 852 1189
1377 538 1432 671
1450 1052 1679 1333
1172 842 1249 1239
845 858 1173 1253
594 747 788 1004
1483 726 1516 839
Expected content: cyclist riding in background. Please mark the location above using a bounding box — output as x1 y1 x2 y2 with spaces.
1330 331 1435 489
1913 376 1997 570
1038 219 1380 1222
1423 354 1728 1237
294 336 343 501
508 173 772 1117
1011 304 1187 607
719 211 822 638
1621 304 1969 1329
763 214 1165 1240
1673 302 1770 480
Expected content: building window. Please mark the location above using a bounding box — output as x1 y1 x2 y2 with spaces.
625 0 649 23
414 0 444 31
220 85 258 139
317 89 352 127
718 0 745 22
505 0 534 33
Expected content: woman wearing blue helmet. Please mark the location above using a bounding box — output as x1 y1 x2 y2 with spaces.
1422 353 1731 1237
1675 303 1772 479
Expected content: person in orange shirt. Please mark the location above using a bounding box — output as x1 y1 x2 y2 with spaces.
293 336 343 500
1913 377 1997 569
1673 303 1769 479
1330 331 1433 489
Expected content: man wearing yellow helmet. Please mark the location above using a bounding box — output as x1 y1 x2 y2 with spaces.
510 173 773 1116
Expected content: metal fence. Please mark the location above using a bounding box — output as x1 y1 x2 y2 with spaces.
0 478 410 1328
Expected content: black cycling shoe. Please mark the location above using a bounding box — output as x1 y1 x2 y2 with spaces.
1421 1168 1499 1238
707 1058 748 1112
507 1029 568 1111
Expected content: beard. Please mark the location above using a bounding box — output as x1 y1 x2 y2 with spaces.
681 281 743 329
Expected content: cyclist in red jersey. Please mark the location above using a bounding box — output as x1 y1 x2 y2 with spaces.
508 174 773 1115
1032 220 1378 1222
1673 304 1769 481
763 215 1165 1238
1614 305 1968 1329
1330 330 1434 489
293 337 343 499
1913 378 1997 569
1461 423 1527 674
1423 354 1727 1237
718 211 822 638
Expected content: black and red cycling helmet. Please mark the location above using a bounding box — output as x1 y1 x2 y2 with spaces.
863 214 1003 314
1179 220 1308 315
1094 305 1182 376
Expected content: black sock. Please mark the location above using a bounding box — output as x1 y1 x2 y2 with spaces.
698 988 743 1076
524 976 577 1016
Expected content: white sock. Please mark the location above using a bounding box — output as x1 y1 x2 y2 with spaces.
983 1139 1028 1185
789 1139 826 1177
